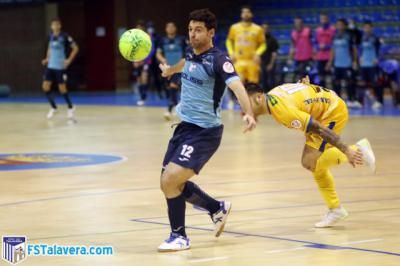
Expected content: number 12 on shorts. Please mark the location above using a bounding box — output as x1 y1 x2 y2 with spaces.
181 145 194 159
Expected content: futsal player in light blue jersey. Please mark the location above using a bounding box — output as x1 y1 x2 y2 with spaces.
327 18 360 108
156 21 187 120
42 18 79 119
359 21 383 109
157 9 256 252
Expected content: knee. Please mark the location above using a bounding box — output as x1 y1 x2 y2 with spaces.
160 169 178 194
42 83 50 92
59 87 67 94
301 157 316 172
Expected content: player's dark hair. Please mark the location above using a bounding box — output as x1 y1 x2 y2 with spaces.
364 20 373 26
189 9 217 31
320 12 329 17
241 5 253 12
337 18 348 26
245 83 264 95
51 17 61 23
136 19 146 29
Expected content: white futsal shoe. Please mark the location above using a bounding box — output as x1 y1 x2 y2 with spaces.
163 111 172 121
315 206 348 228
356 138 376 173
67 107 76 120
158 232 190 252
210 201 232 237
47 108 57 119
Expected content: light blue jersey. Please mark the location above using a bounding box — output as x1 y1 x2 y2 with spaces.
48 32 75 70
176 47 240 128
158 36 186 65
360 34 380 67
333 31 354 68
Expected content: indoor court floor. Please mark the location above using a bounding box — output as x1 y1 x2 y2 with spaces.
0 101 399 265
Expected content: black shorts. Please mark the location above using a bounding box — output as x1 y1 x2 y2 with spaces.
44 68 67 84
132 64 150 79
334 67 352 80
168 73 182 87
316 60 329 76
295 60 313 76
360 67 378 83
162 121 223 174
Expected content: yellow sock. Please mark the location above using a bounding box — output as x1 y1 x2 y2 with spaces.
312 146 355 209
313 168 339 209
318 145 357 168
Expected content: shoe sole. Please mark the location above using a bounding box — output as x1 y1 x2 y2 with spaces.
214 202 232 237
357 138 376 173
157 246 190 252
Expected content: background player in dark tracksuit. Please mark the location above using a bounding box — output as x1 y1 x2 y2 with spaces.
157 9 256 252
359 21 383 109
156 22 187 120
42 18 79 119
132 20 153 106
326 18 361 108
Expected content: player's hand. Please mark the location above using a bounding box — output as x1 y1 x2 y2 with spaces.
352 61 358 71
41 59 48 66
325 61 332 72
230 54 236 63
242 114 256 133
133 61 143 68
64 59 72 68
266 63 273 72
159 63 172 78
345 147 364 168
298 75 310 84
253 54 261 64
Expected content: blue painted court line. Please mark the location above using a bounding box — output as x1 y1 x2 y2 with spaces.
1 93 400 116
131 218 400 257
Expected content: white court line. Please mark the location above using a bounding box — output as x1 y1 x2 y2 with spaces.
340 239 383 245
189 256 229 263
265 247 306 254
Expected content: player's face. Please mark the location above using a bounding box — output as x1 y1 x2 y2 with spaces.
336 21 346 32
363 24 373 34
188 21 214 49
294 18 303 29
241 8 253 22
263 24 270 34
249 92 268 119
320 15 329 25
166 23 177 36
51 21 61 33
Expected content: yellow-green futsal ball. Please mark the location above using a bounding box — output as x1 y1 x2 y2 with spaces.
118 29 152 62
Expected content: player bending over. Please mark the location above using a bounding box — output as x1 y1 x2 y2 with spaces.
245 77 376 227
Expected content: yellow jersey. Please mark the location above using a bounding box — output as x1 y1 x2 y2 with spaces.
266 83 348 134
227 22 265 60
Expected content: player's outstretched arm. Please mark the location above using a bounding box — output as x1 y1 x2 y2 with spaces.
159 58 185 78
308 119 363 167
228 80 257 133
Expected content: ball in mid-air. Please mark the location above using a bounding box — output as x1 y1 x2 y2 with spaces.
118 29 152 62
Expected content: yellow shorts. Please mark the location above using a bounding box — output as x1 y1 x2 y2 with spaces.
234 59 260 83
306 99 349 152
268 95 348 152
